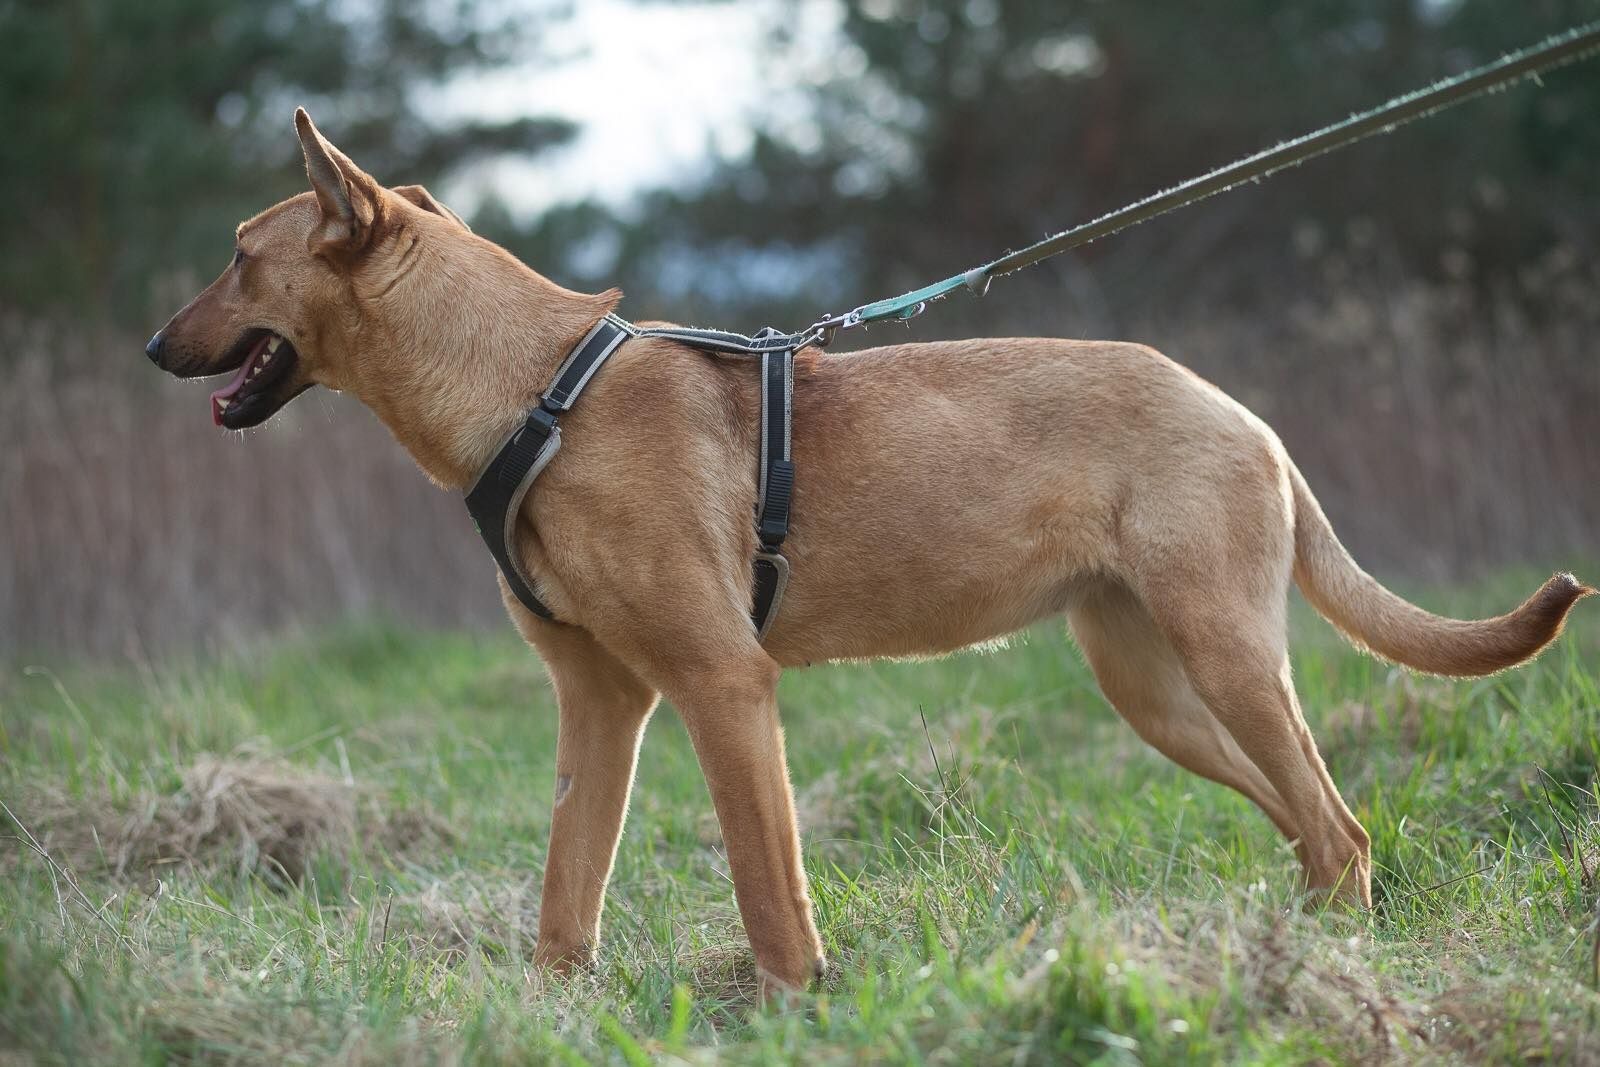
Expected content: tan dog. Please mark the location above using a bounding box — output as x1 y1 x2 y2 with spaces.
148 109 1591 995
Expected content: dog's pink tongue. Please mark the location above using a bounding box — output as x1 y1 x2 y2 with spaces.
210 336 269 426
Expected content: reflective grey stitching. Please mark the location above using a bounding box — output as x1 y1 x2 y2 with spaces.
500 428 562 605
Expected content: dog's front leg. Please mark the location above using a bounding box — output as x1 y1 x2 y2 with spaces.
665 653 824 998
520 620 659 973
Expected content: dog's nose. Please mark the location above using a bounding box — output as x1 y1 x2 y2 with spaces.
145 332 165 366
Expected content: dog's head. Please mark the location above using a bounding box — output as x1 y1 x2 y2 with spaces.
145 109 470 430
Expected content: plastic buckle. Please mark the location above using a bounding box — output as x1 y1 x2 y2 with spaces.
524 404 559 445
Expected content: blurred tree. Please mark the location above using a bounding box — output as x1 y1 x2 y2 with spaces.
502 0 1599 327
0 0 575 323
7 0 1595 331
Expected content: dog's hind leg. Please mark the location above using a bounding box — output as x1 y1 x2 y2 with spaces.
1109 431 1373 905
1069 581 1299 844
1135 573 1372 907
517 617 660 973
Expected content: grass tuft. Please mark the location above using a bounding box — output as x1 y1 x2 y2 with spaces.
4 745 452 885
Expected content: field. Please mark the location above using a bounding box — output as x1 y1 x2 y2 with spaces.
3 571 1598 1064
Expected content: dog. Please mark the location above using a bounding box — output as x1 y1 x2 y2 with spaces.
146 108 1592 996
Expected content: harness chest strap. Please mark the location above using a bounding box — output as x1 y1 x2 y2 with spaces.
462 314 796 638
463 314 630 620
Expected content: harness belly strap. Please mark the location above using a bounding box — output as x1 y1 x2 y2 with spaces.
750 340 795 639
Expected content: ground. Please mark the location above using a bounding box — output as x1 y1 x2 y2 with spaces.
2 570 1598 1065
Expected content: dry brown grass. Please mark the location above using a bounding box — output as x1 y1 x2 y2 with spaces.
96 975 469 1067
386 873 541 962
4 746 451 884
0 317 498 660
1046 901 1600 1065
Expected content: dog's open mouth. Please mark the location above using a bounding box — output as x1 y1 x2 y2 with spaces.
211 331 300 429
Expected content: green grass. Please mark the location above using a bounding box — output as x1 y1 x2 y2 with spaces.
2 571 1599 1064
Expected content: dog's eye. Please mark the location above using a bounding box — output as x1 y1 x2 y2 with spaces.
232 247 246 268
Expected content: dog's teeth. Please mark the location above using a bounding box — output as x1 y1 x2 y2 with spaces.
265 336 281 354
260 351 272 365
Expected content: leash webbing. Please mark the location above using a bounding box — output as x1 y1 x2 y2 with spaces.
802 20 1600 344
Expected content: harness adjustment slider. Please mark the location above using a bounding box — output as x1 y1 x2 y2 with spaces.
496 411 557 492
758 460 794 548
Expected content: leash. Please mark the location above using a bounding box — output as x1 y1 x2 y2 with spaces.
785 20 1600 348
542 23 1600 361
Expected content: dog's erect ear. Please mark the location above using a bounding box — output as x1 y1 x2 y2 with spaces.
391 185 472 232
294 107 383 255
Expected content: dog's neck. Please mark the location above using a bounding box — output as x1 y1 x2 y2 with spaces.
349 233 620 489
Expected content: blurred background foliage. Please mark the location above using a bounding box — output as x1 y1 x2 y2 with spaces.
514 0 1600 328
0 0 572 319
2 0 1597 328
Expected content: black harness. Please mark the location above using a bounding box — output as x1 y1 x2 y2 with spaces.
463 313 799 639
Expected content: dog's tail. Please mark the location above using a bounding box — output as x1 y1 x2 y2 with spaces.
1288 462 1592 677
